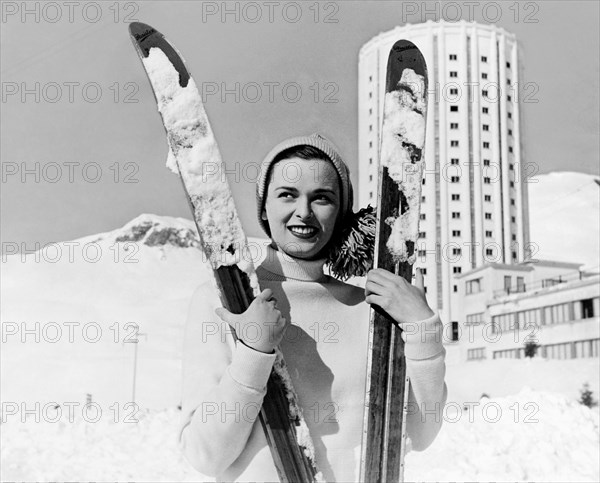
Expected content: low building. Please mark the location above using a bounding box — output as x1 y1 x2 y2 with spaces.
447 260 600 362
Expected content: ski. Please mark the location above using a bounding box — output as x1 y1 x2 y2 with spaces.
128 22 320 483
360 40 428 482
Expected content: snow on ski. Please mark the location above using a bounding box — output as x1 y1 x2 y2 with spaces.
128 22 320 483
360 39 428 483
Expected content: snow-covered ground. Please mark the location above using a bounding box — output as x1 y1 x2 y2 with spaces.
2 171 599 482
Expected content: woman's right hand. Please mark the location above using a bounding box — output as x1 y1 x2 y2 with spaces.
215 288 288 354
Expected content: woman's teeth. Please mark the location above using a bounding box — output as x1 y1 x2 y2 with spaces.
289 226 318 236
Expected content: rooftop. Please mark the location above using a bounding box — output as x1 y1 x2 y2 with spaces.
359 20 517 58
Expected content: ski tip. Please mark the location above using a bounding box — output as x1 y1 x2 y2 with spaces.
390 39 418 51
128 22 157 43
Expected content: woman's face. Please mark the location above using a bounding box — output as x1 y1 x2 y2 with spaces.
263 157 341 260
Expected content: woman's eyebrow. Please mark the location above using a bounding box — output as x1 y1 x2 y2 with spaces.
274 186 298 192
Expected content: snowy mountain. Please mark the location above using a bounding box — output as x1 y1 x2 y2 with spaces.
1 214 211 412
529 171 600 270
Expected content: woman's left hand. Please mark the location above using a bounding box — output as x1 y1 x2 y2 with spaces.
365 268 435 325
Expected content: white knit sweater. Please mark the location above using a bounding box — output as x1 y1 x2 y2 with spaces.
180 246 447 482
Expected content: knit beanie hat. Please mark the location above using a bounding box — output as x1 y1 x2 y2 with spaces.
256 133 376 280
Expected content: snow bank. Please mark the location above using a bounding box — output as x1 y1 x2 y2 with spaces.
2 390 597 482
405 388 600 482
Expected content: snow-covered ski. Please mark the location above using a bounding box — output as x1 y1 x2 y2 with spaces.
359 39 428 483
128 22 320 483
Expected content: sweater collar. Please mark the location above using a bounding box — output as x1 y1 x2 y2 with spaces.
259 244 328 282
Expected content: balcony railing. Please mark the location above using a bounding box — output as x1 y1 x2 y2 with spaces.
493 271 588 298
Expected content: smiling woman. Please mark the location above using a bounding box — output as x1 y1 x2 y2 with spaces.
179 133 447 482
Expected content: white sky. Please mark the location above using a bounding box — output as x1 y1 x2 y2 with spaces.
1 0 599 248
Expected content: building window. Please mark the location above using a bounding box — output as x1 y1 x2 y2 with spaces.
573 339 600 358
452 230 461 236
450 122 459 129
484 195 491 202
511 199 515 205
483 159 490 166
510 181 515 188
418 231 426 238
369 124 373 132
451 194 460 200
508 112 512 119
420 213 426 220
418 249 427 257
451 321 460 341
450 88 458 95
507 78 511 85
506 61 511 68
509 146 514 153
421 195 426 203
466 312 484 324
421 268 427 275
369 92 372 99
485 230 492 237
581 299 596 319
544 302 573 325
451 158 459 165
452 212 461 219
369 108 372 115
369 175 373 182
485 213 492 220
466 279 482 294
453 267 462 274
369 141 373 148
369 75 372 82
452 248 462 255
449 54 457 60
369 191 373 199
451 140 459 147
512 234 517 241
467 348 486 360
504 276 512 291
486 248 494 256
509 163 514 170
483 124 489 131
422 178 426 185
481 56 488 63
511 216 516 223
492 312 518 333
423 286 427 293
451 176 460 183
483 177 490 184
482 107 489 114
482 89 489 97
482 72 488 79
483 142 490 149
507 95 512 102
369 157 373 165
450 105 459 112
450 71 458 78
453 285 458 292
512 251 517 260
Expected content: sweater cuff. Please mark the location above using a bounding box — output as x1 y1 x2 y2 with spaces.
228 341 277 391
403 312 444 360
